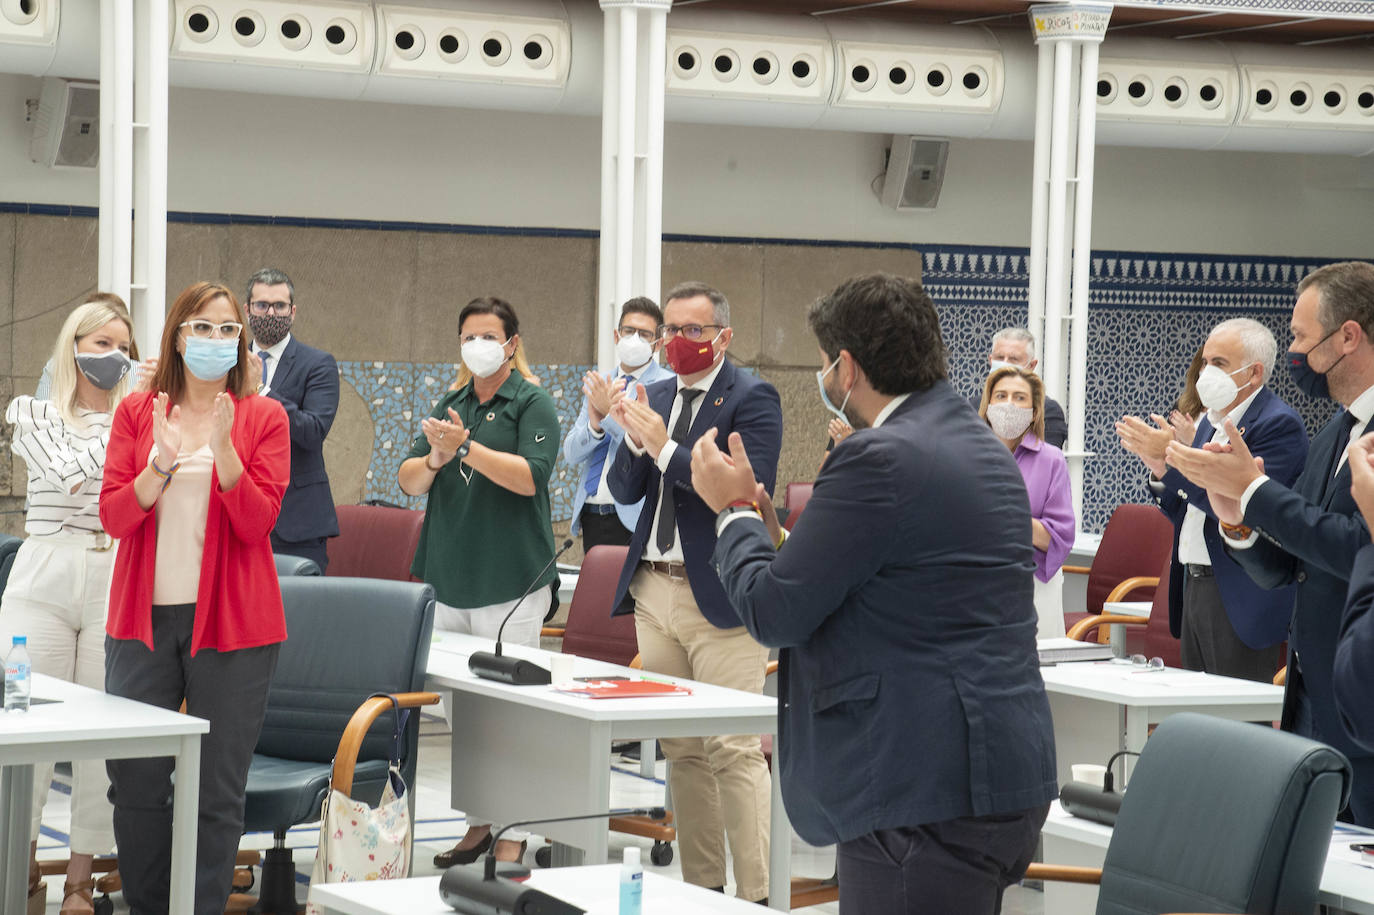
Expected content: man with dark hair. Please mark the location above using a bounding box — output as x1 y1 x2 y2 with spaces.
1165 259 1374 825
691 272 1056 913
564 297 673 552
245 267 339 572
607 281 782 904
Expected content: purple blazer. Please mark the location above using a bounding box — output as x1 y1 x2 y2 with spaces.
1013 433 1076 582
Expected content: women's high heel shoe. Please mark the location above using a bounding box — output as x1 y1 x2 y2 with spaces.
433 831 492 868
60 878 96 915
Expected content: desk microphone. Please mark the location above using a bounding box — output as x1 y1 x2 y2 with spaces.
1059 749 1139 827
438 806 668 914
469 539 575 686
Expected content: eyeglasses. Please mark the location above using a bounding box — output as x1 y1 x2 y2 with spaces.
179 320 243 340
660 323 724 341
1128 654 1166 672
248 300 292 316
618 326 658 344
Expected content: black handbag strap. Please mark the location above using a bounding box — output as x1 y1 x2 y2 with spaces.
367 692 411 768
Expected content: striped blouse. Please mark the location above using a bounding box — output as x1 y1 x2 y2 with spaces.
6 395 111 537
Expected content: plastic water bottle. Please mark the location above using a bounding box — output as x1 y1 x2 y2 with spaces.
619 846 642 915
5 636 31 712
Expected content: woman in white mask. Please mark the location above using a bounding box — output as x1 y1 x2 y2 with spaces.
399 297 561 867
978 367 1077 638
2 297 135 915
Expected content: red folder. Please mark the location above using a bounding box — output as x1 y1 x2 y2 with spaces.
554 679 692 699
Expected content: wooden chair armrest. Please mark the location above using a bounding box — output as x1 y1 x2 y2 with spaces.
1022 863 1103 885
1105 575 1161 604
540 626 566 638
1062 565 1092 576
765 660 779 677
1067 612 1150 642
331 691 441 797
1274 665 1287 686
630 653 643 670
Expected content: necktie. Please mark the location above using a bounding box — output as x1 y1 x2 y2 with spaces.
584 375 627 496
258 351 270 386
655 388 703 553
1326 409 1359 491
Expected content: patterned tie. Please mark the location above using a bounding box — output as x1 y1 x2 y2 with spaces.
655 388 703 553
584 375 627 497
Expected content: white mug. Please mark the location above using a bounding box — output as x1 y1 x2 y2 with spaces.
549 653 575 684
1071 763 1108 788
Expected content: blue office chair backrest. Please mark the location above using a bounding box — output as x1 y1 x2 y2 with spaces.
1098 712 1350 915
256 577 435 788
273 553 321 577
0 534 24 598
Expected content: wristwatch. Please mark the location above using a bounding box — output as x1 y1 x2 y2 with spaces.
455 438 471 460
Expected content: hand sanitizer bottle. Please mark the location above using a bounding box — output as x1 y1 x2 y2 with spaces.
619 846 642 915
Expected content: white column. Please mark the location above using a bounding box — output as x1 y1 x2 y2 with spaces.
132 0 169 355
97 0 115 291
597 0 671 373
1040 38 1073 403
1067 39 1103 515
104 0 134 307
1027 39 1053 352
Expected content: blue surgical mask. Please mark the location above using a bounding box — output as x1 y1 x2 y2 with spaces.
1286 328 1343 401
183 338 239 381
817 355 852 422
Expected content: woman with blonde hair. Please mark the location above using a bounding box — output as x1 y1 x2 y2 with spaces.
100 281 289 915
2 297 134 915
979 365 1077 638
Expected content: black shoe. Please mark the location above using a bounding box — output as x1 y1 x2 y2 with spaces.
615 742 666 762
433 832 492 867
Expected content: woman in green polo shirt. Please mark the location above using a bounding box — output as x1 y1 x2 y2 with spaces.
399 295 559 867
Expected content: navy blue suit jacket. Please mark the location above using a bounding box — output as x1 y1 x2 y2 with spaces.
261 336 339 542
1229 406 1373 818
607 359 782 628
1154 387 1307 648
1337 542 1374 751
712 382 1058 845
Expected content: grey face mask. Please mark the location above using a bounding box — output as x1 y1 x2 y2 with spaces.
74 346 131 391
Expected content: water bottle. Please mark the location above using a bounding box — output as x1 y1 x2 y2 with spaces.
5 635 31 713
619 846 642 915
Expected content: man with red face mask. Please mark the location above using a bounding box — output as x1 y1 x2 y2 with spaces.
607 280 783 905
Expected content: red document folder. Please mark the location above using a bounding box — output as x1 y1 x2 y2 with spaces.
554 679 693 699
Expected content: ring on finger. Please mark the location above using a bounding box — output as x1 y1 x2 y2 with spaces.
439 431 446 440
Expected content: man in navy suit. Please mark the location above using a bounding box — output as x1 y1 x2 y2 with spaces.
691 273 1057 914
245 268 340 572
1117 318 1307 681
563 297 673 552
1336 431 1374 750
607 281 782 904
1166 260 1374 825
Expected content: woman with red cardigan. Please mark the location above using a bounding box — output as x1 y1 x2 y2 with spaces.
100 281 289 915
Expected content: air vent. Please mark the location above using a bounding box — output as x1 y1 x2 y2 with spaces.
666 29 832 104
372 7 570 87
1096 58 1237 126
170 0 373 72
833 41 1002 112
1241 65 1374 129
0 0 56 43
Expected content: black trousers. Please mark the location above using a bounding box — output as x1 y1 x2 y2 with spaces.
578 507 633 551
271 531 330 574
1179 569 1279 683
836 804 1049 914
105 604 280 915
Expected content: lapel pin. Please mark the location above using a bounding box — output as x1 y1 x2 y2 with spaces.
486 412 496 422
714 397 723 407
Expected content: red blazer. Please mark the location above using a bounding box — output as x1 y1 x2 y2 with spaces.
101 389 291 655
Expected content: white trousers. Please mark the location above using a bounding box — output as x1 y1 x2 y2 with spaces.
1033 570 1067 640
0 536 116 853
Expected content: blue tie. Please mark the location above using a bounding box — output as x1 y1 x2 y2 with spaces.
584 376 625 496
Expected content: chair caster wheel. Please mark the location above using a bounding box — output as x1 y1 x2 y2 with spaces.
650 841 673 866
93 896 114 915
535 845 552 868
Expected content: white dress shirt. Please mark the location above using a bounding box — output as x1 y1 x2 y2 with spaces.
585 361 655 506
1177 387 1262 566
251 332 292 394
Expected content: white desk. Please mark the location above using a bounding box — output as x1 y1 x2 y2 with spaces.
310 865 768 914
1041 801 1374 914
424 632 790 910
1040 661 1284 787
0 674 208 915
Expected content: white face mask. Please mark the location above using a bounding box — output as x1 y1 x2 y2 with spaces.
1195 363 1254 414
988 359 1025 375
987 402 1034 441
461 337 510 379
615 332 654 370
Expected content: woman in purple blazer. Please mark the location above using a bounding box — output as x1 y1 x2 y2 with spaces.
979 366 1077 637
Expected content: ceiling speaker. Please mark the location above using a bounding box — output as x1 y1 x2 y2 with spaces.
29 78 100 169
879 135 948 210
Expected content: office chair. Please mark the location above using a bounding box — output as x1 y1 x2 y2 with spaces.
273 553 321 577
781 482 814 532
324 503 425 580
1062 503 1174 634
1028 712 1350 915
540 545 676 867
1067 552 1181 668
234 577 439 914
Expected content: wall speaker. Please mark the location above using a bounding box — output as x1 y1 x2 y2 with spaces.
28 77 99 168
878 136 948 210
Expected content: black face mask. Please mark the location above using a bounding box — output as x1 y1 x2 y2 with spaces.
1285 328 1344 401
249 313 292 349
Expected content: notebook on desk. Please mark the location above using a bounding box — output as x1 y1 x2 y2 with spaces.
1038 638 1115 665
553 679 693 699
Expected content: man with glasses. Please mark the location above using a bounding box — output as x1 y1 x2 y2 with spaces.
606 281 782 904
564 297 673 553
245 267 340 572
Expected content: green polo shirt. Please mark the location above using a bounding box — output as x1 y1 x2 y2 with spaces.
407 373 559 609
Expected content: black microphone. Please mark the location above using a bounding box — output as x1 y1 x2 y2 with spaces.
1059 749 1140 827
468 539 575 686
438 807 668 914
